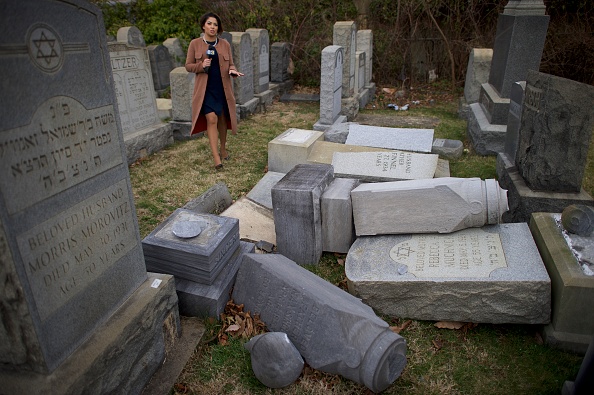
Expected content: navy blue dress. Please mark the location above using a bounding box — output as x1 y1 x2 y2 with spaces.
201 40 230 119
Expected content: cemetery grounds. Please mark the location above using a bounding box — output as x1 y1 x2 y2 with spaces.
129 86 592 394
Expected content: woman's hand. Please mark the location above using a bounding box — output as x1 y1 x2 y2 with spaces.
203 58 212 69
229 70 244 77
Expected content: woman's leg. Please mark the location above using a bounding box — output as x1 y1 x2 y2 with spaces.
218 113 228 159
205 112 222 166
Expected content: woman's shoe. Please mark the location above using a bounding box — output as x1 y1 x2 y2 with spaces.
215 163 223 170
219 152 230 160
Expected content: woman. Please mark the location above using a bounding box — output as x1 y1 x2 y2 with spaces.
185 12 244 170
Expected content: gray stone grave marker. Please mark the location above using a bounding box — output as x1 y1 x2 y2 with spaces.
346 224 551 324
356 30 373 89
147 44 174 96
233 253 407 393
270 42 291 82
333 21 356 98
516 70 594 193
332 151 439 182
0 2 178 392
163 37 186 68
463 48 493 104
321 178 360 253
117 26 146 47
315 45 345 129
230 32 256 107
271 164 334 265
345 124 434 153
246 28 270 94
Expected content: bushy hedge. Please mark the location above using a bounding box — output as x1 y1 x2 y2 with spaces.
93 0 593 88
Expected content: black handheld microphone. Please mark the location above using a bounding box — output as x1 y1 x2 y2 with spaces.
204 44 215 73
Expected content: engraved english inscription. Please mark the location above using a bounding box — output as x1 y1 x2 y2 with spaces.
17 179 137 321
389 228 507 278
0 96 122 214
524 84 543 112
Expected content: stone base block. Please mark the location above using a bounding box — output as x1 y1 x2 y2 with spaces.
479 82 510 125
268 128 324 173
156 98 172 120
176 241 255 318
269 80 294 97
346 224 551 324
365 82 376 100
358 88 370 109
458 96 470 120
467 102 507 156
497 153 594 222
313 115 348 132
238 97 260 119
0 273 181 395
221 196 276 245
341 96 360 121
182 182 233 214
254 90 274 112
124 123 173 165
529 212 594 354
170 121 200 141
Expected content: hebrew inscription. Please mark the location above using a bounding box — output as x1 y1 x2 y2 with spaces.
0 96 122 214
17 179 137 321
389 228 507 278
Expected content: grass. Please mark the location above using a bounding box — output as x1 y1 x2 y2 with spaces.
128 91 591 394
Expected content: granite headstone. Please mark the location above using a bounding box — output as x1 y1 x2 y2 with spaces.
147 44 174 96
333 21 356 98
345 124 434 153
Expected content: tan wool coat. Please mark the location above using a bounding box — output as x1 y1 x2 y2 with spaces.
185 37 238 136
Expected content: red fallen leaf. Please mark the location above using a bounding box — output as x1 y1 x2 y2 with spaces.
174 383 189 393
434 321 465 330
382 87 396 95
390 320 412 334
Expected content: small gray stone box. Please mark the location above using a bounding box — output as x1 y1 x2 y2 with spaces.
142 209 240 284
345 124 434 153
175 241 254 318
346 223 551 324
272 164 334 265
232 253 407 393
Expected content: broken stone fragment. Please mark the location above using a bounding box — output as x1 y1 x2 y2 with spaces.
351 177 508 235
561 204 594 237
232 253 407 393
244 332 304 388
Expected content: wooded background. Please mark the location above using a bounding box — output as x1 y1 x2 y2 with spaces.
95 0 593 89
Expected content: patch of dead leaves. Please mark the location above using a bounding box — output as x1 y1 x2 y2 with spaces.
390 320 412 334
217 299 267 345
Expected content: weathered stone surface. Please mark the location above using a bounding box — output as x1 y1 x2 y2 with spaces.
0 1 149 375
321 178 360 253
246 171 286 210
332 151 439 182
232 253 407 393
170 67 195 122
503 81 526 160
435 158 451 178
220 196 276 245
244 332 304 388
271 164 334 265
183 183 233 215
333 21 357 98
268 128 324 173
163 37 186 68
175 241 254 318
516 71 594 193
143 210 240 284
318 45 344 126
246 28 270 94
467 102 507 155
147 44 174 95
117 26 146 47
323 121 352 143
463 48 493 103
530 213 594 353
431 138 463 159
561 205 594 237
356 30 373 87
1 273 180 395
346 224 551 324
351 178 508 235
270 42 291 82
230 32 254 105
307 140 390 165
345 124 434 153
497 153 594 223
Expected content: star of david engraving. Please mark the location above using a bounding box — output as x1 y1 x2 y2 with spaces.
395 246 414 258
33 31 59 66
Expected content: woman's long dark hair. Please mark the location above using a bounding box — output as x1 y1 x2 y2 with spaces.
199 12 223 34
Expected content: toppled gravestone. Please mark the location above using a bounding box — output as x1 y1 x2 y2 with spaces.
232 253 407 393
244 332 304 388
351 177 509 235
